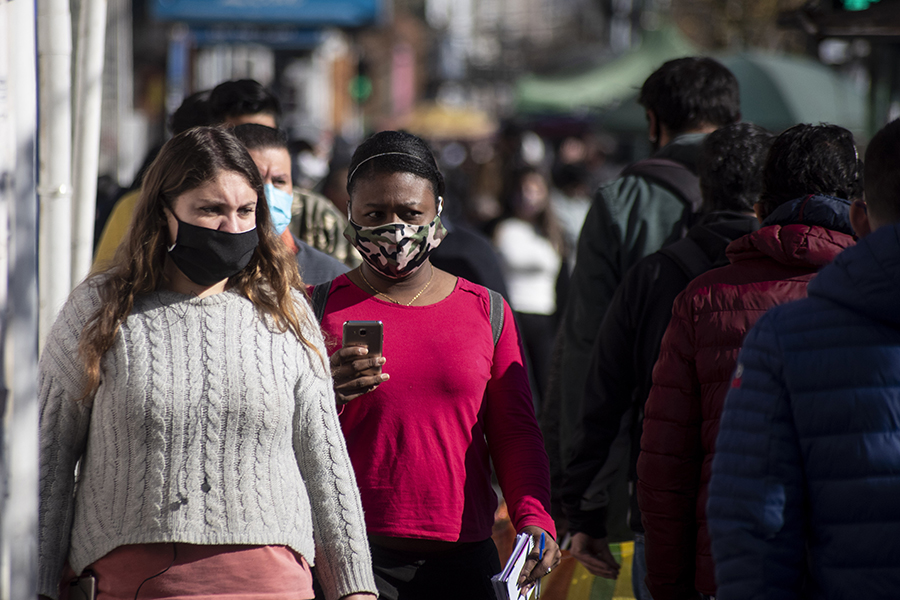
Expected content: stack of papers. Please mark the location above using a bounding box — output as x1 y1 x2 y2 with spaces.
491 532 536 600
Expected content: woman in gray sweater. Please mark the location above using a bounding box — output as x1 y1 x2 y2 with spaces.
38 127 376 600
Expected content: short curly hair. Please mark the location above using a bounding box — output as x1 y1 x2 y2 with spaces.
759 123 863 216
698 123 774 213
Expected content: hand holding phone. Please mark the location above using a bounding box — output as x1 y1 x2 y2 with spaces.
330 320 388 405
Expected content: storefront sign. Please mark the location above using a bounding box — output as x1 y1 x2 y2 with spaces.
153 0 381 27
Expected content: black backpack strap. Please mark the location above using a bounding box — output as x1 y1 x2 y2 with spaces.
310 280 333 323
621 158 703 214
488 289 504 346
658 236 713 282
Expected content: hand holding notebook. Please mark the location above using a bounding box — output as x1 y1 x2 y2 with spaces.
491 533 536 600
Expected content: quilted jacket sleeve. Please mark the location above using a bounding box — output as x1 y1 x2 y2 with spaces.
707 311 807 600
637 289 702 600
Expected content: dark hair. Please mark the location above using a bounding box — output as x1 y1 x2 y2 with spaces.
130 90 215 189
639 57 741 134
289 138 315 155
499 165 565 255
863 119 900 224
551 162 588 194
80 127 315 399
759 123 863 216
346 130 445 200
320 138 353 193
170 90 213 135
698 123 774 213
209 79 282 124
500 164 543 211
231 123 289 153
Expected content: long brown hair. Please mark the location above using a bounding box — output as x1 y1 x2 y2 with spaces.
79 126 317 399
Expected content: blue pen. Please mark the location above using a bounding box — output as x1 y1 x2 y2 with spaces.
536 533 545 599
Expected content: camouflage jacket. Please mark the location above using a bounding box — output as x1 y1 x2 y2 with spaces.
289 187 361 268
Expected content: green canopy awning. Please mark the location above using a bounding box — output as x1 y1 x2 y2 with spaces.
722 52 866 133
516 28 867 135
515 25 697 114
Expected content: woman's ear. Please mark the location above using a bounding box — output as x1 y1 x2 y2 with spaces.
850 199 872 238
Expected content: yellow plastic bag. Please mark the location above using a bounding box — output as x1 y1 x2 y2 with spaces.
538 542 635 600
565 541 634 600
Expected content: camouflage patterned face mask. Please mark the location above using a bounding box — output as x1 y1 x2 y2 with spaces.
343 198 448 280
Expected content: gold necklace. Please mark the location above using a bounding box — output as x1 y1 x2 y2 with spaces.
360 265 435 306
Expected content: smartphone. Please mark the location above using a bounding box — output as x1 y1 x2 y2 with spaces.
342 320 384 358
69 572 97 600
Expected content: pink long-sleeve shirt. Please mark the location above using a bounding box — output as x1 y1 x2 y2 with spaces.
319 275 555 542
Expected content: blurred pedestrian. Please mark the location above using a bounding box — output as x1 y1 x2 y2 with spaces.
318 130 559 599
39 127 376 600
208 78 281 128
313 139 362 268
708 117 900 600
637 123 861 600
562 122 773 599
231 123 348 285
319 140 354 217
549 137 592 270
290 137 328 190
492 165 564 409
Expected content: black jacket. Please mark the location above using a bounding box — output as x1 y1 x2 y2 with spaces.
431 217 510 299
561 211 758 538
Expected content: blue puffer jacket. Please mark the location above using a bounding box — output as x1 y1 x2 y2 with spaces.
707 222 900 600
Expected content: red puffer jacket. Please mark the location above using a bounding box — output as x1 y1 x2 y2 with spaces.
636 213 855 600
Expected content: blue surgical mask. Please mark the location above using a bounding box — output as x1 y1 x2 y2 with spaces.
264 183 293 235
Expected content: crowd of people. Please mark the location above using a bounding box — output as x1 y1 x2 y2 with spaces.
38 55 900 600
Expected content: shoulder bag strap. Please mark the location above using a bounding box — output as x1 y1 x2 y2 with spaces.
310 280 332 323
488 289 504 346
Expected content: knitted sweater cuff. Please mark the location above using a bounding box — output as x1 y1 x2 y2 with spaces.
326 567 378 600
38 570 61 600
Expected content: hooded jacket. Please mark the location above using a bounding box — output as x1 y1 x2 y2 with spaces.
708 222 900 600
636 194 856 599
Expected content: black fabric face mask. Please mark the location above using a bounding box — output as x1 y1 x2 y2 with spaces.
167 217 259 286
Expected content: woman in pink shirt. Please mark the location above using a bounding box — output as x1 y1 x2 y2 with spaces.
319 130 560 600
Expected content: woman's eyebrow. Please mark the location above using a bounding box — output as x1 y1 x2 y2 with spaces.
193 197 227 206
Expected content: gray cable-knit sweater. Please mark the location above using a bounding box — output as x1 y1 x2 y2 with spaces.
39 281 376 600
